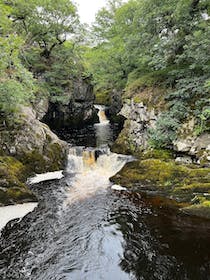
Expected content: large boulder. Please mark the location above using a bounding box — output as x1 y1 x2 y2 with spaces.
0 106 68 173
173 133 210 166
0 106 68 205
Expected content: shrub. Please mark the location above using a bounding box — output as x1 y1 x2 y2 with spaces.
148 113 180 148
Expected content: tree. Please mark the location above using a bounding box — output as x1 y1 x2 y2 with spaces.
8 0 79 58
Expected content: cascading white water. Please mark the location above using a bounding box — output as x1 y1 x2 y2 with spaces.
65 146 132 205
94 105 109 124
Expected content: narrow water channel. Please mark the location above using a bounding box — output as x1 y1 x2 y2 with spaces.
1 106 210 280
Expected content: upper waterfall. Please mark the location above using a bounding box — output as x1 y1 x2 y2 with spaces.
94 105 110 125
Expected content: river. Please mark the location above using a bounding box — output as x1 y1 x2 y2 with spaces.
0 105 210 280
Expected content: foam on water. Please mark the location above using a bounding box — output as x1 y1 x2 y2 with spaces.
28 171 64 184
0 203 38 233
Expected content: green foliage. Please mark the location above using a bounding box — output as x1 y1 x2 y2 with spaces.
148 113 180 148
0 0 86 114
9 0 79 58
195 107 210 135
84 0 210 148
0 80 34 113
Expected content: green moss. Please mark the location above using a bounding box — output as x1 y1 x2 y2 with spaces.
6 187 35 201
0 156 37 205
176 182 210 193
20 150 47 174
112 120 144 156
182 204 210 219
141 149 174 160
124 84 166 109
0 156 27 183
113 159 210 189
133 96 141 103
20 143 66 174
111 157 210 218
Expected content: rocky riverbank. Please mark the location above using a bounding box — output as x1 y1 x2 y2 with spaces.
112 87 210 219
0 72 98 206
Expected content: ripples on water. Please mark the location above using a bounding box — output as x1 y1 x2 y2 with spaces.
1 106 210 279
1 179 210 280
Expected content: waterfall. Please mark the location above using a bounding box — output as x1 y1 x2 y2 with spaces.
65 146 133 204
94 105 109 125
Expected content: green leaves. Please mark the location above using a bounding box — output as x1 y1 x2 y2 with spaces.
0 79 34 113
8 0 79 58
0 0 82 116
148 113 180 148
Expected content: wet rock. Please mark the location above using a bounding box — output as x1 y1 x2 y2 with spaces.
0 106 68 173
173 133 210 165
173 139 193 153
111 158 210 219
114 98 159 154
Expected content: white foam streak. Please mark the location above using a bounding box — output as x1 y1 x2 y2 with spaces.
111 185 127 191
0 203 38 232
28 171 64 184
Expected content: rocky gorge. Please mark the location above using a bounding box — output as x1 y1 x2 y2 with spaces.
0 77 96 206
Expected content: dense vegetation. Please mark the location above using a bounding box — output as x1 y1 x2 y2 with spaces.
0 0 86 122
86 0 210 148
0 0 210 148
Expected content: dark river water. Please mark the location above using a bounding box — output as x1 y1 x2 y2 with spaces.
1 106 210 280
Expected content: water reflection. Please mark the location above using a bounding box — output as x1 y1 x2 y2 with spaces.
112 194 210 280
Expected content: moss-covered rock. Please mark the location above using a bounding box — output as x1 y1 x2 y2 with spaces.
0 106 68 206
0 107 68 173
0 156 37 206
111 158 210 218
112 159 210 190
20 142 67 174
111 120 137 155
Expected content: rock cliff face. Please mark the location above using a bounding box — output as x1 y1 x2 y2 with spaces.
43 76 97 128
114 99 157 153
115 96 210 166
0 106 68 206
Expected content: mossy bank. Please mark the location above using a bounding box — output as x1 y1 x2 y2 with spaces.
111 156 210 219
0 106 68 206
